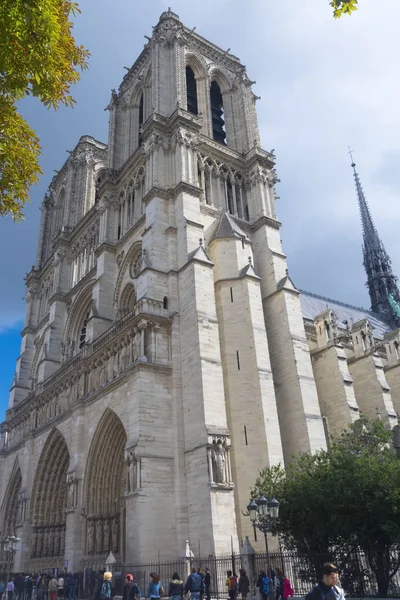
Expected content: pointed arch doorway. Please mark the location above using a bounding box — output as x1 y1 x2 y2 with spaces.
29 429 70 569
83 409 127 568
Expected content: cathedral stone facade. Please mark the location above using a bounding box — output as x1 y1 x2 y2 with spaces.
0 10 399 573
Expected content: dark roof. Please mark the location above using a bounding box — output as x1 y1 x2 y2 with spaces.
300 290 391 339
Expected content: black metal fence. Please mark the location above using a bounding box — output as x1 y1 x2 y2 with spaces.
79 548 400 599
3 548 400 599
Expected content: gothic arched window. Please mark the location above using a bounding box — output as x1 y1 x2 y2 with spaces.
79 312 89 349
186 66 198 115
210 81 226 145
138 93 144 146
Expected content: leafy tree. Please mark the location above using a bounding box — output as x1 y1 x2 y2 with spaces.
0 0 89 220
331 0 358 17
252 421 400 595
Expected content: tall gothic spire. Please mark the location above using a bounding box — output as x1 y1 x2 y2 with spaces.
349 149 400 327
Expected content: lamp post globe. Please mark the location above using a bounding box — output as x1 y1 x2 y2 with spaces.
256 495 268 517
247 499 259 523
268 497 280 519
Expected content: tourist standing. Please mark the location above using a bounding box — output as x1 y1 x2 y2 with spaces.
168 573 183 600
147 574 163 600
204 569 211 600
238 570 250 600
306 563 344 600
100 573 113 600
48 577 58 600
0 578 5 600
122 575 141 600
256 571 269 600
7 579 15 600
184 569 203 600
57 577 64 600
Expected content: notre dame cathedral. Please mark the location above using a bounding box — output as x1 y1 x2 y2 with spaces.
1 10 399 573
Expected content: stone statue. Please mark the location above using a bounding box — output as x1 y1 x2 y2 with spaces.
37 528 43 556
43 528 49 556
31 531 37 558
96 518 103 552
87 519 94 554
67 474 76 509
113 351 119 378
99 361 106 387
54 527 60 556
111 517 118 553
103 518 110 551
78 372 85 398
60 526 65 554
212 440 226 484
48 527 55 557
120 343 127 372
128 452 137 492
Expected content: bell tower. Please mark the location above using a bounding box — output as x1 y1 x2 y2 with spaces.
2 10 327 567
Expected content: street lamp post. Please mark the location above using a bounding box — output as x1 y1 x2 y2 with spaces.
2 534 20 597
247 496 280 570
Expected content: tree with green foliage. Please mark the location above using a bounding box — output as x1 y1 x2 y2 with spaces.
331 0 358 18
251 421 400 595
0 0 89 220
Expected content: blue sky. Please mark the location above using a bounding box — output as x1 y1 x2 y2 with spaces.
1 0 400 420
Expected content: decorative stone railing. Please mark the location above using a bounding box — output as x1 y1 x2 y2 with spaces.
0 301 171 452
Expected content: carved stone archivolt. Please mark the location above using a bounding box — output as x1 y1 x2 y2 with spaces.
84 410 126 557
30 429 69 560
1 463 22 536
207 434 233 489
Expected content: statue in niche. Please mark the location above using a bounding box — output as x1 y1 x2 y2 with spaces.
113 350 119 378
78 372 85 398
48 527 55 557
60 527 65 554
31 531 37 557
99 361 106 387
126 451 138 492
103 518 110 551
43 528 49 556
212 440 226 484
107 351 113 381
67 473 76 509
87 520 94 554
17 493 25 523
54 527 60 556
92 363 99 390
120 343 127 372
95 518 103 553
111 517 118 553
37 528 43 556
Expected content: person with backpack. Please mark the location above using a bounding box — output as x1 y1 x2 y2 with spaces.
100 573 113 600
184 569 203 600
168 572 184 600
122 575 141 600
228 573 238 600
275 569 293 600
147 574 163 600
305 563 345 600
256 570 269 600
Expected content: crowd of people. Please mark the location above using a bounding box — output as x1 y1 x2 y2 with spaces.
0 561 343 600
0 574 78 600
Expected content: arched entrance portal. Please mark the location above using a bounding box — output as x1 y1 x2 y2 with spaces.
0 462 22 570
30 429 70 568
84 410 127 566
